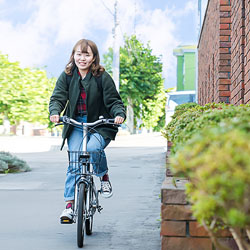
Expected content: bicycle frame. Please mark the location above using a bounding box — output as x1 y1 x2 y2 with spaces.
72 122 103 222
58 115 117 246
58 115 117 247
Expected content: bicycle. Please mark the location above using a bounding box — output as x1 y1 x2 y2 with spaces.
57 115 118 248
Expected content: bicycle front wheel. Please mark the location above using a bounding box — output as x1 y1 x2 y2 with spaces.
77 183 86 248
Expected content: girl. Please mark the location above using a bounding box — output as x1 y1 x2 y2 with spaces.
49 39 126 222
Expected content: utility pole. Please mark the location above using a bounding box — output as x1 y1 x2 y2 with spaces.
112 0 120 91
134 0 137 34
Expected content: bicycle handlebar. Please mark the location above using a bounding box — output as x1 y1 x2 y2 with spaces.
57 116 119 127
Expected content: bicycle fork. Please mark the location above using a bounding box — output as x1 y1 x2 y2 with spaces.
79 177 103 217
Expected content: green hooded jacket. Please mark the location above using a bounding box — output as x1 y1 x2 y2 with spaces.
49 68 126 149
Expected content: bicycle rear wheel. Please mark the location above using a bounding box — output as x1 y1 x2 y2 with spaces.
77 183 86 248
85 183 95 235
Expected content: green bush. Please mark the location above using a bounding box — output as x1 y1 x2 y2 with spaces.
172 105 250 154
0 151 31 173
162 103 250 249
165 103 250 249
162 102 227 144
162 106 202 142
171 126 250 249
171 102 199 120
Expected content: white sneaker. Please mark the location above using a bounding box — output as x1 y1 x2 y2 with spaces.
100 180 113 198
60 207 74 223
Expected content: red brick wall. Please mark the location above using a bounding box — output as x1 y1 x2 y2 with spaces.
198 0 231 105
161 177 237 250
161 177 213 250
244 1 250 103
198 0 219 105
198 0 250 105
231 0 245 105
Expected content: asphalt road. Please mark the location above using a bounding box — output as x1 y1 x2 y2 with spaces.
0 133 166 250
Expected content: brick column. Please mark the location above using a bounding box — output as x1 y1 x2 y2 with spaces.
218 0 231 103
244 1 250 103
231 0 245 104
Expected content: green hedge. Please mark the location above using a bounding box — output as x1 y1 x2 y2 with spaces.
162 103 222 141
170 102 199 120
0 151 31 173
162 103 250 250
173 105 250 154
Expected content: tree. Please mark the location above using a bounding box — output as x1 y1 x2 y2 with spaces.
0 52 55 127
103 35 166 133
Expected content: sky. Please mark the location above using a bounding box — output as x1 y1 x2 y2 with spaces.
0 0 202 89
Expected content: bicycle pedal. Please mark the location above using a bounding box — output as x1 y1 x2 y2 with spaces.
97 206 103 213
60 218 73 224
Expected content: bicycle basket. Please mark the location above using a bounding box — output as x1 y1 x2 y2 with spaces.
67 150 104 175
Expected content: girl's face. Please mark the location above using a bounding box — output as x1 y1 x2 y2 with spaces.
74 45 95 73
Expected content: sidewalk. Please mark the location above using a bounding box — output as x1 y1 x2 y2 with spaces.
0 132 167 153
0 132 166 250
0 135 62 153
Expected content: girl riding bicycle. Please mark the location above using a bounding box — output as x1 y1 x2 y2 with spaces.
49 38 126 222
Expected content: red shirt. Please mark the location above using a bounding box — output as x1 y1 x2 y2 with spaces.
76 71 87 115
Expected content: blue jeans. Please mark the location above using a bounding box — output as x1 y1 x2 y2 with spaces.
64 115 111 201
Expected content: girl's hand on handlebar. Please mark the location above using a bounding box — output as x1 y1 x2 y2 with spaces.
114 116 124 124
50 115 60 123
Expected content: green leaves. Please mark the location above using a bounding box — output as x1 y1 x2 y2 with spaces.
162 103 250 154
103 35 165 130
0 51 56 126
172 127 250 229
166 103 250 248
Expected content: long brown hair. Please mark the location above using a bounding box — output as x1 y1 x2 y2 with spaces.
65 39 105 76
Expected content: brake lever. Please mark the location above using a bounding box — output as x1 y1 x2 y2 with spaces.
55 123 63 127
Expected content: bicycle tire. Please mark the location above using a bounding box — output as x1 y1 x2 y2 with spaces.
85 183 94 235
77 183 86 248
